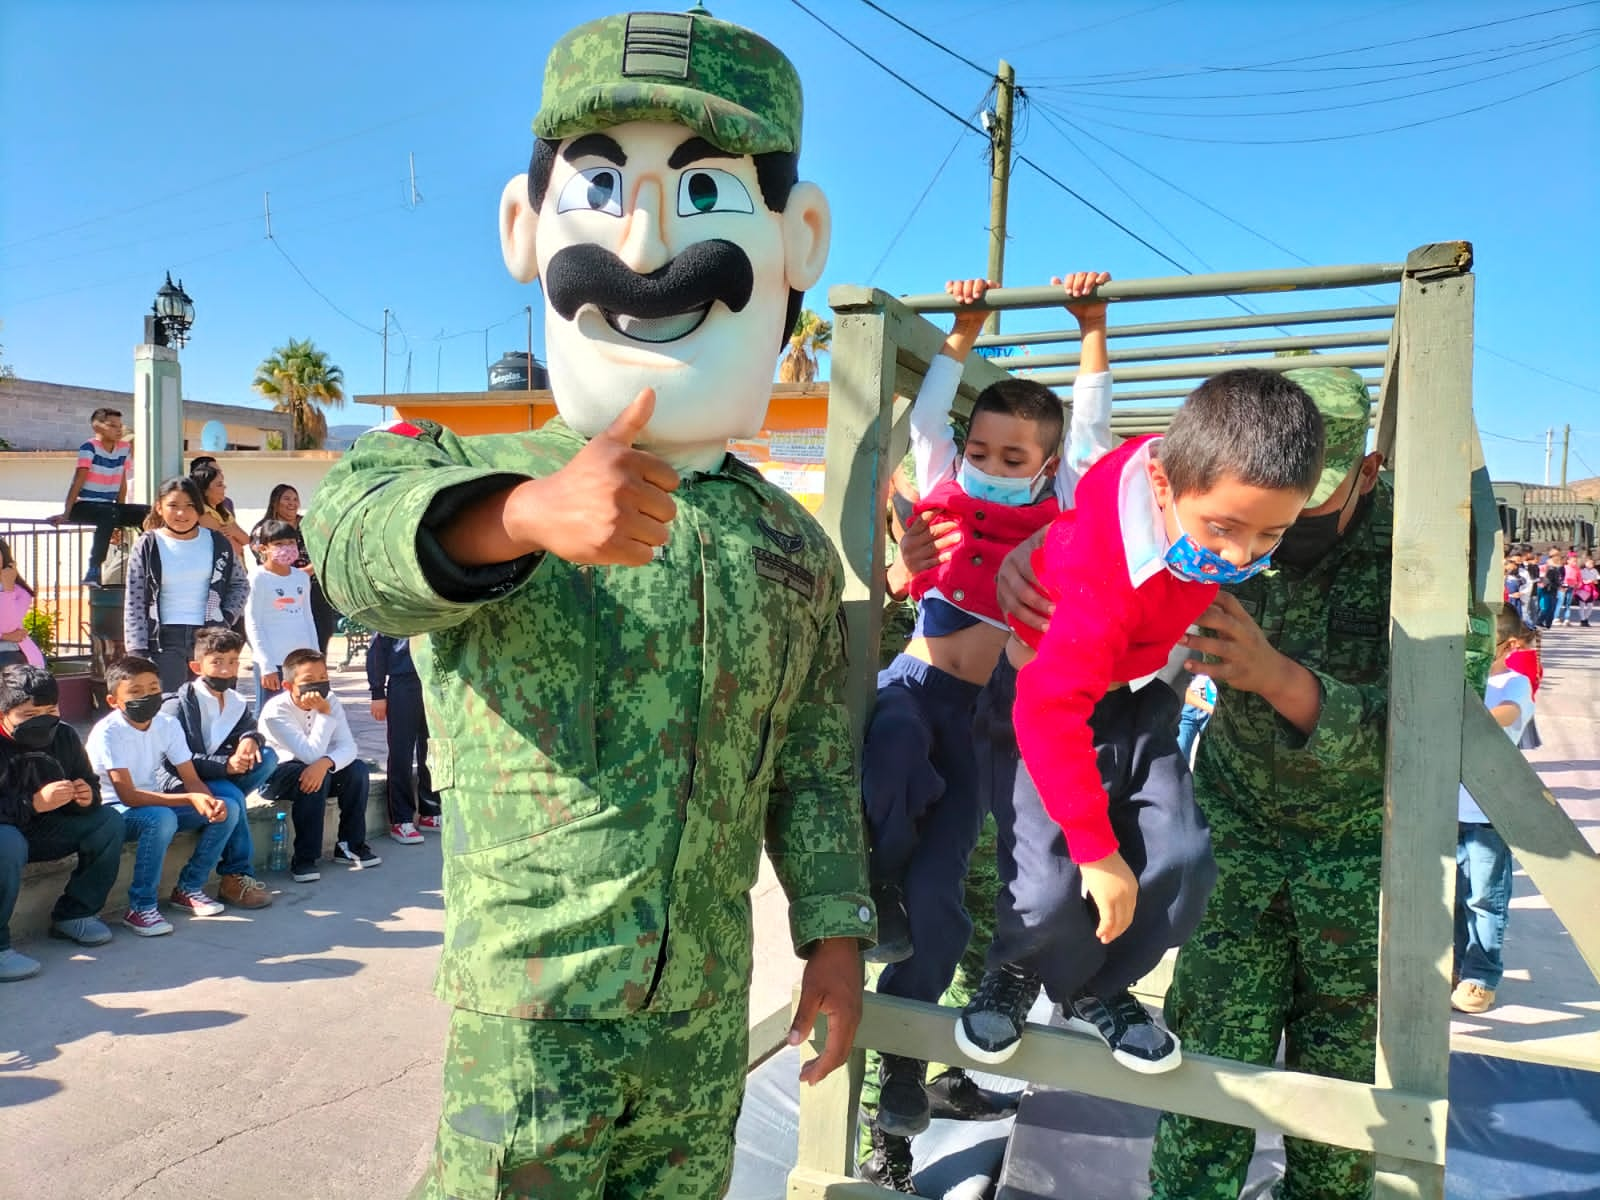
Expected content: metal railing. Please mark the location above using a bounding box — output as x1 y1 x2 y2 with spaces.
0 517 101 660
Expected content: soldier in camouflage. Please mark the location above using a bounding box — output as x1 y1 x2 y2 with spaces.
306 11 870 1200
1146 367 1492 1199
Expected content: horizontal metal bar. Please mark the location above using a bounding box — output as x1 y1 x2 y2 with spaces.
1025 350 1387 386
900 263 1405 314
975 304 1397 350
1098 379 1380 404
1022 330 1390 371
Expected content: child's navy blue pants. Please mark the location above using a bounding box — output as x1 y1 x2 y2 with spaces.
974 655 1216 1005
863 652 985 1006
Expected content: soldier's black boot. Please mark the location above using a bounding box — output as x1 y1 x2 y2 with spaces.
864 880 913 964
877 1053 931 1137
858 1124 918 1193
925 1067 1019 1121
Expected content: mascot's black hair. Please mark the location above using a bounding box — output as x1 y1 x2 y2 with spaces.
529 138 804 350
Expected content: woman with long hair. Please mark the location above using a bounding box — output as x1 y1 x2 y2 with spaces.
250 484 339 655
0 539 46 668
126 477 248 692
189 462 251 556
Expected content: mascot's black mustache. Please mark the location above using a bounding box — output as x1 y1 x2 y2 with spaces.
545 240 755 322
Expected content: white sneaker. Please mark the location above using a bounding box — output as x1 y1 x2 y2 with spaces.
389 822 424 845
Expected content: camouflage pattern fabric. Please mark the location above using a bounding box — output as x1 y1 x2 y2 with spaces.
305 415 874 1026
419 1001 746 1200
1285 366 1375 508
534 11 803 155
1149 475 1495 1199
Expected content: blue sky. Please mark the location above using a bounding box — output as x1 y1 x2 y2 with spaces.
2 0 1597 483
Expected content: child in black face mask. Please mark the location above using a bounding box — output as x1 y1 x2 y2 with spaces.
259 648 377 881
86 655 241 937
0 664 125 979
156 625 276 910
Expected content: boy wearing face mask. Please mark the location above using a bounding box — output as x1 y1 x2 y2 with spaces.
245 520 320 713
955 368 1324 1078
858 274 1113 1140
259 648 376 881
0 665 124 980
156 625 275 909
87 656 242 936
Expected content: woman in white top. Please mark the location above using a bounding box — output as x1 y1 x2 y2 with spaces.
123 477 249 692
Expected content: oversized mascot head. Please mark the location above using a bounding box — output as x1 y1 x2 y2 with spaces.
500 10 831 471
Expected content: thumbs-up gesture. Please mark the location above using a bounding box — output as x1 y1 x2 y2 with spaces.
513 389 680 567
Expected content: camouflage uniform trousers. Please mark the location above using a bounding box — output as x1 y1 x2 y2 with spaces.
418 1000 747 1200
1149 835 1380 1200
859 813 1000 1152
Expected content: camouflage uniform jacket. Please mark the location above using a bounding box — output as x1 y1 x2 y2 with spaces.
305 418 874 1020
1196 475 1491 881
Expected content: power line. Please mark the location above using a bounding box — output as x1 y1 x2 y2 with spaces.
269 238 383 335
1478 347 1600 397
1068 60 1600 144
853 0 992 79
1027 0 1185 50
868 107 985 279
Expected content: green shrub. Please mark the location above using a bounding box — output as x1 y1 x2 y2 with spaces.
22 608 54 659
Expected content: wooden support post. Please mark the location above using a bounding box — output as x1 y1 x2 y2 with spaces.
1373 241 1475 1200
817 294 897 742
792 1005 867 1180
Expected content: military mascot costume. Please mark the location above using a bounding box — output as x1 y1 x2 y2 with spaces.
307 10 874 1199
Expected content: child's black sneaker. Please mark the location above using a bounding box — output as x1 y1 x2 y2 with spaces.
864 881 913 964
333 841 382 869
876 1054 930 1137
858 1125 917 1193
291 861 321 883
1065 988 1182 1074
924 1067 1017 1121
954 962 1041 1064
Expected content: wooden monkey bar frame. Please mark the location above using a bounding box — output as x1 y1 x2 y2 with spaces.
782 242 1600 1200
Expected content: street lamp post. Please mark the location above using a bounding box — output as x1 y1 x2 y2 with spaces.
131 272 195 506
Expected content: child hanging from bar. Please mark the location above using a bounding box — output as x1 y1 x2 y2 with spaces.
859 271 1114 1142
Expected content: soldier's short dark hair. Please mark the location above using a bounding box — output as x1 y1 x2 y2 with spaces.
281 648 325 678
970 379 1064 456
90 407 122 425
105 655 161 694
192 625 245 659
255 519 299 546
0 664 58 713
1159 369 1324 500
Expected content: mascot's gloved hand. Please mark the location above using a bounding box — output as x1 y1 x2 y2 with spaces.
509 388 681 567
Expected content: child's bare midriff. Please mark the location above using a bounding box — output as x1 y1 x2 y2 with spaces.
906 621 1011 686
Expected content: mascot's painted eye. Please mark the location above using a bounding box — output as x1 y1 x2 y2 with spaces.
557 167 624 216
677 169 753 216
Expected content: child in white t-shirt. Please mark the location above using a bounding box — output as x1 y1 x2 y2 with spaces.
86 655 242 935
1453 608 1535 1014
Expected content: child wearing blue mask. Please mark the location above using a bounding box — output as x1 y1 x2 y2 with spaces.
859 273 1113 1139
956 367 1324 1077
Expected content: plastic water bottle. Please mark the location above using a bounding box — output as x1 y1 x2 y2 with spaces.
267 810 289 872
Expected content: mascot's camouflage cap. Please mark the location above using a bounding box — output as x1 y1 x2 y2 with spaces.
533 10 803 155
1286 365 1373 508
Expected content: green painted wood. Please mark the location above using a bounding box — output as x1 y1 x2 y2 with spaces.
974 304 1397 349
787 1167 902 1198
1373 249 1477 1200
1459 686 1600 983
1016 329 1390 371
1024 349 1386 386
792 1006 867 1179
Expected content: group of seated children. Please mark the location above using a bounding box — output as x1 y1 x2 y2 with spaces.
858 272 1327 1168
0 625 381 977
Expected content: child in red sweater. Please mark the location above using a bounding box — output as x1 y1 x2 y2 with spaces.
957 368 1325 1074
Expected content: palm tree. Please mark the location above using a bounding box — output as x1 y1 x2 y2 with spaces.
778 309 832 384
252 338 345 450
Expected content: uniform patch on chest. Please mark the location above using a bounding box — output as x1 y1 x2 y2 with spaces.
757 516 806 556
1330 601 1383 636
753 547 817 599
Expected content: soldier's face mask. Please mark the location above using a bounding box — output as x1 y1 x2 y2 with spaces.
507 121 829 472
1275 468 1364 569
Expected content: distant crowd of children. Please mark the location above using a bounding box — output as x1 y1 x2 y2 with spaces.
0 411 441 981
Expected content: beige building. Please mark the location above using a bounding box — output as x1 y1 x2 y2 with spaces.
0 377 292 452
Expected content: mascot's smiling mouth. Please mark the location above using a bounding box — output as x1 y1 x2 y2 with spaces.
546 240 754 347
601 305 713 344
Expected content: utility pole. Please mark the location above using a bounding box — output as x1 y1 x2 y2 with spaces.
984 60 1015 336
1561 423 1571 487
526 305 534 391
1545 426 1553 485
382 308 390 395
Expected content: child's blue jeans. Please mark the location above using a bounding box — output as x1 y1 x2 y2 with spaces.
193 749 279 878
1455 822 1512 990
121 796 243 910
